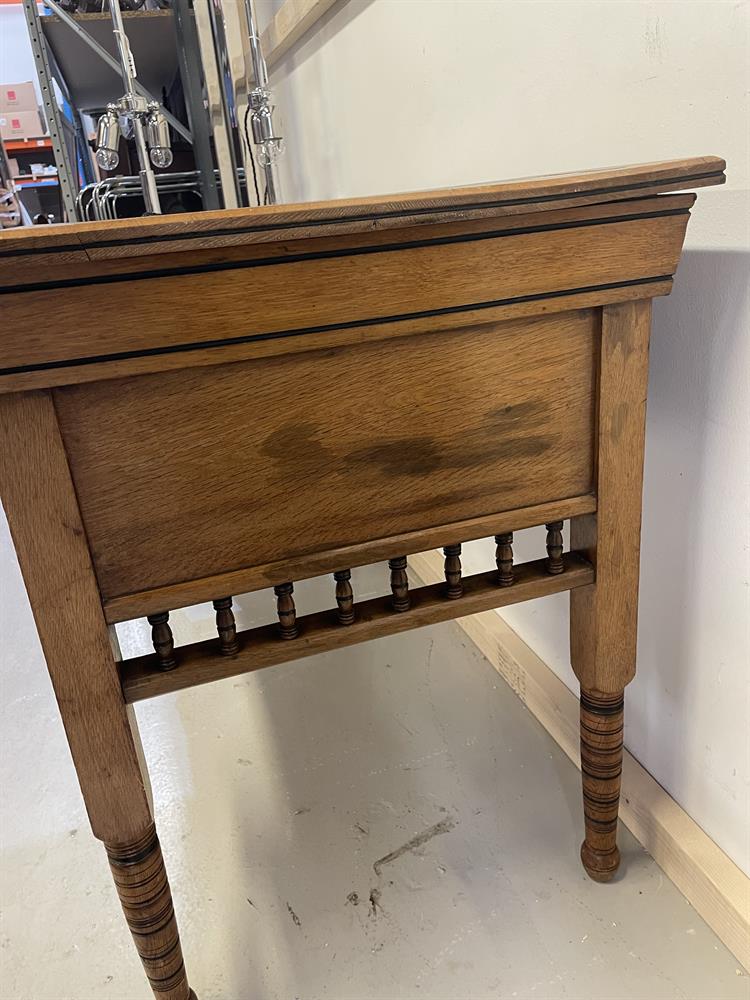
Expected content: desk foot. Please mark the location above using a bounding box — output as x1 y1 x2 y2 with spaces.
581 841 621 882
106 824 194 1000
579 688 624 882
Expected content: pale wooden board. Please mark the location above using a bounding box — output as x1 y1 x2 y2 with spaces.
409 549 750 972
264 0 341 70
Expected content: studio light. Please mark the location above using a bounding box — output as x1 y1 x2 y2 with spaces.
93 0 174 214
146 107 173 169
95 105 121 171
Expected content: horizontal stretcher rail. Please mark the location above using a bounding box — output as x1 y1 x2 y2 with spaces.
103 497 597 624
120 552 594 704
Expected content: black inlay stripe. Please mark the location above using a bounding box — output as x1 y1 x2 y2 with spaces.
0 208 688 296
0 168 720 259
0 275 673 378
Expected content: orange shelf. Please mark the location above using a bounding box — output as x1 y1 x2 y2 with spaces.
3 137 52 152
14 177 59 188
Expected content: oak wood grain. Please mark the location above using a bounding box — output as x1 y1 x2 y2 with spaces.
0 391 152 843
0 156 724 265
55 311 597 601
570 299 653 690
0 212 688 374
102 494 596 624
1 193 695 287
0 279 673 396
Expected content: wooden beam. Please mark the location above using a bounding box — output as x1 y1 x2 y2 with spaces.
103 495 596 624
263 0 342 71
121 554 594 703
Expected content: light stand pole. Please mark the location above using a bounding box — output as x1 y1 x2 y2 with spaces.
244 0 284 204
95 0 173 215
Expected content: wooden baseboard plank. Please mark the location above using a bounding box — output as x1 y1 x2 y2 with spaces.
264 0 342 70
409 549 750 972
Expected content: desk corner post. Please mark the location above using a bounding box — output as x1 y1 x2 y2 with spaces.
569 299 652 881
0 390 196 1000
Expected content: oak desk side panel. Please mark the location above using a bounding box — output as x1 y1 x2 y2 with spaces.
53 309 598 603
1 211 686 374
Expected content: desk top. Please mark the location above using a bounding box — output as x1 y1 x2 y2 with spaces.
0 155 725 260
0 156 725 394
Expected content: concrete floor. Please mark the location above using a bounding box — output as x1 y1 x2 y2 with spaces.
1 536 747 1000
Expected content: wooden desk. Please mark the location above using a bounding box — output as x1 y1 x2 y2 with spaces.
0 157 725 999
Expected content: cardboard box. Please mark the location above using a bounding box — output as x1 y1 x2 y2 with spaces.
0 82 37 113
0 110 44 141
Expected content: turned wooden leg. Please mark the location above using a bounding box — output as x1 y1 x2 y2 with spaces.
106 825 194 1000
569 302 652 881
579 688 624 882
0 392 197 999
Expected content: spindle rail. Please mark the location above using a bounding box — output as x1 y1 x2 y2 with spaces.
122 533 592 703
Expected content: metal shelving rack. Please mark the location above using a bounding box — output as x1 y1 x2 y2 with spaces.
22 0 78 220
18 0 289 222
20 0 224 220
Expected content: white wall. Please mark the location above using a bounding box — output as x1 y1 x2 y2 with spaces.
0 6 43 104
261 0 750 874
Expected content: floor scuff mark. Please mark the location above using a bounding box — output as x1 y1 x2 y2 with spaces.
286 902 302 928
369 888 382 917
373 816 457 875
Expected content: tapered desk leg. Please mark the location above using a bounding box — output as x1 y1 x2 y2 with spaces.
106 823 194 1000
0 392 195 1000
579 689 624 881
570 300 652 881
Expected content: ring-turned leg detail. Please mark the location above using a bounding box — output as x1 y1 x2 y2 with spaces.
334 569 355 625
106 825 193 1000
388 556 410 612
442 544 463 599
579 688 624 882
274 582 299 639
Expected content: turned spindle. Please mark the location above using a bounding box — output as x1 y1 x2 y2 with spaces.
545 521 564 574
213 597 239 655
334 569 355 625
274 582 299 639
443 543 463 599
580 689 624 882
106 825 194 1000
389 556 410 612
495 532 514 586
147 612 176 670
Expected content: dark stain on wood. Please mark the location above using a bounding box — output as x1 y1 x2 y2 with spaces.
260 421 332 465
349 432 553 478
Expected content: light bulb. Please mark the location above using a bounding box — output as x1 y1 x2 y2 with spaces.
257 137 284 167
149 146 173 169
96 147 120 170
146 108 172 169
96 106 120 172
